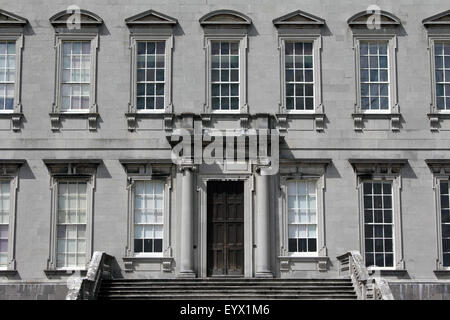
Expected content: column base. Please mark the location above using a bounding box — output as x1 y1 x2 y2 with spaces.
255 272 274 278
177 271 197 279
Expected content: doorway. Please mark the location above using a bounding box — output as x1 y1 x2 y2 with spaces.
207 181 245 277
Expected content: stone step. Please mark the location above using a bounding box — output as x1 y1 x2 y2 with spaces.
100 289 355 294
98 293 357 300
102 286 354 291
102 282 353 287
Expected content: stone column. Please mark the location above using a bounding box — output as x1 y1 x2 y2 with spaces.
255 167 273 278
178 165 196 278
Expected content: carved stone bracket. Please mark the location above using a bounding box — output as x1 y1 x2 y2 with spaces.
240 114 250 129
50 113 99 132
88 114 98 132
126 114 137 132
11 113 23 132
427 113 450 132
276 114 288 137
0 113 24 132
164 114 174 133
315 113 325 132
352 113 401 132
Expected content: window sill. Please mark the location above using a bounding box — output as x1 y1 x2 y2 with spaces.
352 112 401 132
49 112 99 132
276 113 325 134
125 112 173 132
0 269 18 276
368 268 409 278
44 269 87 277
278 255 329 272
433 269 450 278
122 256 174 273
0 112 23 132
428 113 450 132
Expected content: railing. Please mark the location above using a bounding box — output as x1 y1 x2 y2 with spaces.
66 252 114 300
337 251 394 300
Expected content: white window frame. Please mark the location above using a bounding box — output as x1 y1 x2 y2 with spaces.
431 172 450 271
121 162 174 269
54 179 90 270
45 165 96 272
130 178 168 258
129 35 173 114
278 35 322 114
354 35 398 115
0 35 23 115
357 174 403 271
0 162 21 272
204 35 248 114
52 34 99 114
428 36 450 114
280 173 326 259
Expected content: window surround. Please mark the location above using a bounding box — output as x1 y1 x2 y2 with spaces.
0 160 24 274
348 10 402 132
200 10 251 127
273 10 326 133
49 10 103 132
350 159 406 272
352 35 400 131
203 35 248 115
0 9 28 132
426 159 450 272
120 160 174 273
423 11 450 131
124 10 178 132
44 159 100 274
278 159 330 272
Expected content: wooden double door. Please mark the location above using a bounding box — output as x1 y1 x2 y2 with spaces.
207 181 244 277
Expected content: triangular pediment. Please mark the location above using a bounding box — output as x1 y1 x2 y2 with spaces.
49 9 103 27
0 9 28 26
273 10 325 27
199 10 251 26
125 10 177 26
423 10 450 27
348 10 401 27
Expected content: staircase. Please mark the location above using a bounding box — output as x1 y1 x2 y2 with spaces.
97 278 357 300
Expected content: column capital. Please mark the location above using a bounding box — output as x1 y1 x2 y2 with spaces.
178 163 198 173
254 160 271 175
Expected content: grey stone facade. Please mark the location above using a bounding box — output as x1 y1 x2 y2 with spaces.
0 0 450 300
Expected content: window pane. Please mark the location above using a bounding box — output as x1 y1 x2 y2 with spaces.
134 181 164 254
363 181 394 268
136 41 166 111
56 181 87 268
211 41 240 111
360 41 389 112
285 41 314 111
60 41 91 111
287 180 318 253
435 42 450 110
0 41 16 111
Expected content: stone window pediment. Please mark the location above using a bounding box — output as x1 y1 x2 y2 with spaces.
0 9 27 27
199 10 251 26
348 10 401 28
423 10 450 27
349 159 407 176
273 10 325 28
125 10 177 27
49 9 103 27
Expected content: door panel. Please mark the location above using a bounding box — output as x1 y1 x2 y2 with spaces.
207 181 244 277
